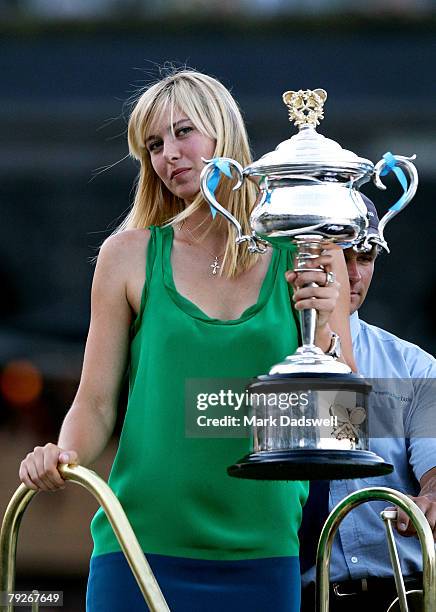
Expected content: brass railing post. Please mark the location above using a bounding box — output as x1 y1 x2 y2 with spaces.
315 486 435 612
0 464 170 612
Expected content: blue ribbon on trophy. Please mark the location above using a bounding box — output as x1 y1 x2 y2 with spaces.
381 151 409 212
205 158 233 219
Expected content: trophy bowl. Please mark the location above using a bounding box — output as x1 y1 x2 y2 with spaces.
200 88 417 480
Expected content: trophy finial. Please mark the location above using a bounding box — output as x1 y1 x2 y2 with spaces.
282 88 327 129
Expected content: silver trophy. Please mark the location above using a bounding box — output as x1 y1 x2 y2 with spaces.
200 89 418 480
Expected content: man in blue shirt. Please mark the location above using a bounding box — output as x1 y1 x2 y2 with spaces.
300 196 436 611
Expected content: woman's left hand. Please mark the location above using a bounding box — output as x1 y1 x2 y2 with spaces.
285 251 340 331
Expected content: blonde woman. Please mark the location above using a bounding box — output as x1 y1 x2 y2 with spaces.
19 69 355 611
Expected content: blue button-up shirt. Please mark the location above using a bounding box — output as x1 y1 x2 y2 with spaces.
302 312 436 585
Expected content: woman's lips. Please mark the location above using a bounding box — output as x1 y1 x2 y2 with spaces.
171 168 190 180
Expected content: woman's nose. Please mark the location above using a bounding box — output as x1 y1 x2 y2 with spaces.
163 138 181 161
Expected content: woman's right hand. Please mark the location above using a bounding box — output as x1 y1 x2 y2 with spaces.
19 443 79 491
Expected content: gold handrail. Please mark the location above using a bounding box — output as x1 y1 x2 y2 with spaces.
315 486 435 612
0 464 170 612
381 509 410 611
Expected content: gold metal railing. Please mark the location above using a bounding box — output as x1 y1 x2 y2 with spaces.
316 486 436 612
4 476 434 611
0 464 170 612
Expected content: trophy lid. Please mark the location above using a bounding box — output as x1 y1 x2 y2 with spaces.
245 89 374 179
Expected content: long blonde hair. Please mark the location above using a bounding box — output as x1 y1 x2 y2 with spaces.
118 68 258 276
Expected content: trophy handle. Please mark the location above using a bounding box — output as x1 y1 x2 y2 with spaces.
200 157 267 253
370 153 418 252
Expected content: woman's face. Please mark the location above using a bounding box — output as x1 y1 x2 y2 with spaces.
146 108 216 204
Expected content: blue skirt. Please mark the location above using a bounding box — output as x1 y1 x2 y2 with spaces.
87 552 301 612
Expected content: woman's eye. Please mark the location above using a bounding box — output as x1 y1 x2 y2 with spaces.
148 140 163 152
176 126 193 137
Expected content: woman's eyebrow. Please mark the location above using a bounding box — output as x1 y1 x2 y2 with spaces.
146 119 190 144
145 134 159 145
173 118 190 128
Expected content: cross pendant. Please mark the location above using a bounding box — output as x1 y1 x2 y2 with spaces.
210 256 220 275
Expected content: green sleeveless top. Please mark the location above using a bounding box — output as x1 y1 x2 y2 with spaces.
91 225 308 560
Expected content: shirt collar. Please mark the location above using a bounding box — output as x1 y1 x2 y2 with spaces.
350 311 360 342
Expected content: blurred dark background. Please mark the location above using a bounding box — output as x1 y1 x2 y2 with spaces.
0 2 435 610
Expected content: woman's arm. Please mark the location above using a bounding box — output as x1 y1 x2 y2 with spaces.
19 230 149 490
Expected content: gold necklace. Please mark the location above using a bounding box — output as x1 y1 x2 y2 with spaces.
179 221 226 276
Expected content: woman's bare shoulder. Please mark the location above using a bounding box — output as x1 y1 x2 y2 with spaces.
89 229 151 308
100 228 150 255
97 228 151 271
